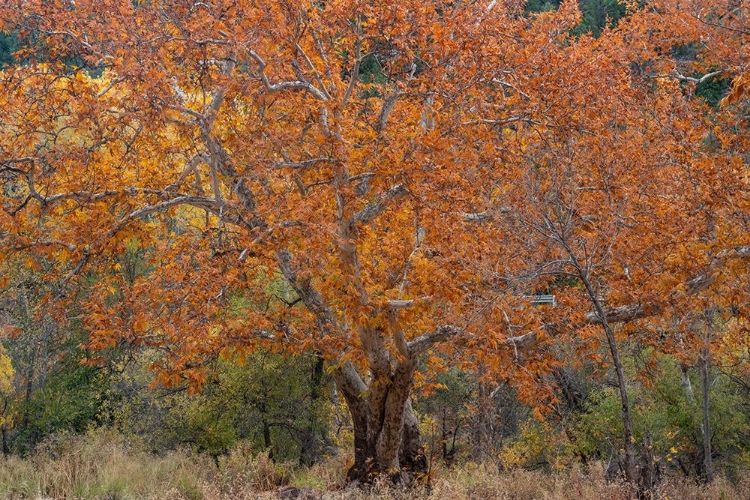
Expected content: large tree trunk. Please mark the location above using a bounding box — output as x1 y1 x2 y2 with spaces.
400 399 427 473
344 397 426 484
333 360 426 484
276 250 426 484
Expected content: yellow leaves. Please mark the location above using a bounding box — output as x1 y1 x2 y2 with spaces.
23 256 40 271
0 346 13 395
664 445 679 463
496 421 562 470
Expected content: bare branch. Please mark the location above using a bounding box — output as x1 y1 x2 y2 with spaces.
350 184 407 226
407 325 468 357
406 324 542 357
295 43 332 100
490 78 530 99
117 196 220 223
464 116 540 127
250 329 279 341
506 331 539 349
247 50 328 101
386 297 431 309
460 207 511 222
96 77 126 98
692 12 750 35
667 71 723 84
462 211 491 222
51 193 225 295
237 220 303 262
274 157 339 170
0 157 35 168
585 303 649 324
13 239 77 252
276 248 341 336
166 153 210 192
685 245 750 294
377 93 402 132
342 18 362 106
58 246 91 292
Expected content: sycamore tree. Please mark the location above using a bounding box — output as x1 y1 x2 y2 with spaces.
461 1 750 486
0 0 747 485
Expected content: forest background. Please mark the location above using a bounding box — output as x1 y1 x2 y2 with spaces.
0 0 748 498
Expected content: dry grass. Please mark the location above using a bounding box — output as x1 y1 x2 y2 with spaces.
0 429 214 500
0 431 746 499
317 462 748 500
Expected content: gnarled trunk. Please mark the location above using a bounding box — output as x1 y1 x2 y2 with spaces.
333 360 427 484
276 250 427 484
345 397 426 484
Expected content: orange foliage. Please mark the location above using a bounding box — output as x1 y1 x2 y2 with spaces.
0 0 747 420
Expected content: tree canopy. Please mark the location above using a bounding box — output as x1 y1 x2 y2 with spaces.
1 0 747 487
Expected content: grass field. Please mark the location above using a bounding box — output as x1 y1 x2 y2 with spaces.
0 431 746 499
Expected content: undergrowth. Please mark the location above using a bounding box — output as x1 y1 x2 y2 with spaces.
0 430 745 499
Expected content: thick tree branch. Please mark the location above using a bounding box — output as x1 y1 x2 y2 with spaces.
276 249 342 336
585 303 649 324
407 324 541 357
342 19 362 106
376 93 402 132
274 157 339 170
400 242 750 357
386 297 431 309
115 196 220 223
407 325 467 357
247 50 328 101
675 70 722 84
350 184 407 226
685 245 750 294
54 195 221 294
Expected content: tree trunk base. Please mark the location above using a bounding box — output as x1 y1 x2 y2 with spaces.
346 446 427 486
